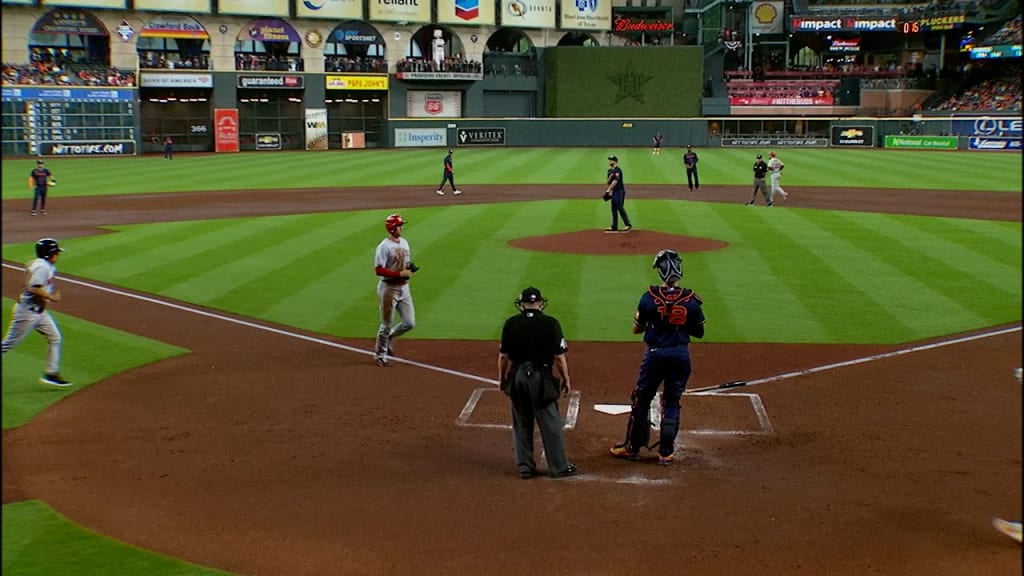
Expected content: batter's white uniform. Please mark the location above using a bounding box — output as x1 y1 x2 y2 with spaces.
1 257 63 374
374 236 416 360
767 156 788 203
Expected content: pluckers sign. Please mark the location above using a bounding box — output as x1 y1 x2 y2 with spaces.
612 16 674 33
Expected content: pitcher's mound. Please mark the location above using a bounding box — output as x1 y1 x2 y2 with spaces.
509 229 729 255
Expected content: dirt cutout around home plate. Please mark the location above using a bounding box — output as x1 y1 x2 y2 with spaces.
509 229 729 255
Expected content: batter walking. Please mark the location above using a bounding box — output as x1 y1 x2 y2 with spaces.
767 151 789 203
498 286 577 479
436 148 461 196
610 250 705 465
29 160 54 216
683 145 699 190
605 155 632 232
1 238 72 386
373 214 417 367
746 154 772 206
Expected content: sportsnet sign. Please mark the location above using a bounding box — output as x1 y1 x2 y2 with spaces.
789 16 898 32
831 126 874 147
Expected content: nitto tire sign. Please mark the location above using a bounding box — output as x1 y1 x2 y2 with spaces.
39 141 136 156
457 127 506 146
721 137 828 148
831 126 875 147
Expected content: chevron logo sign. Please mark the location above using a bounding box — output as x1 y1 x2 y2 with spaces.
455 0 480 20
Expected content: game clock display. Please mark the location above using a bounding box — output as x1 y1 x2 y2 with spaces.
901 14 967 33
0 87 137 157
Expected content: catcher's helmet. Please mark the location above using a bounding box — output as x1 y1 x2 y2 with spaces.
385 213 406 234
35 237 63 259
515 286 548 311
653 249 683 283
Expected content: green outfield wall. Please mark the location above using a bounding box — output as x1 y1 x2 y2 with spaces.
543 47 703 118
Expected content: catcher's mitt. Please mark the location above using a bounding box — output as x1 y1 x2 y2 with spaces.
602 192 612 202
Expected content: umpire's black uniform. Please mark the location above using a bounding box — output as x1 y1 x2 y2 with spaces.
499 287 576 479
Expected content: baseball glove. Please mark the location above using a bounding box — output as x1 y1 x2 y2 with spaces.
602 192 612 202
407 262 420 273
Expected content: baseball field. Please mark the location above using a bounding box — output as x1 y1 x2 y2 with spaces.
2 146 1021 575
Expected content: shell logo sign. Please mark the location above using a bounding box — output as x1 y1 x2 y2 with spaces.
754 2 777 24
750 1 783 33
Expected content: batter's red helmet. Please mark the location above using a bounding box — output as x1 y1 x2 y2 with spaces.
385 213 406 234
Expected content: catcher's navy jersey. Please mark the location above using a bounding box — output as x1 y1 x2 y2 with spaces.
635 286 705 348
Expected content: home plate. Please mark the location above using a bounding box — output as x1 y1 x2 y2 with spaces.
594 404 632 415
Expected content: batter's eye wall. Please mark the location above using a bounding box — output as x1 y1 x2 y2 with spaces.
544 46 703 118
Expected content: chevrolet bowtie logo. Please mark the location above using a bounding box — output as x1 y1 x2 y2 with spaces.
608 64 653 104
840 128 863 138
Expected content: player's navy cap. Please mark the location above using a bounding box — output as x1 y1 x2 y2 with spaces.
756 154 762 158
687 144 692 149
36 160 44 164
520 286 544 303
607 155 618 162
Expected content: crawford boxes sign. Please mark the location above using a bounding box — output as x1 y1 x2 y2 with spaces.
457 127 506 146
831 126 874 147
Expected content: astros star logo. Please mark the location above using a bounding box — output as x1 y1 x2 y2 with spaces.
607 64 653 104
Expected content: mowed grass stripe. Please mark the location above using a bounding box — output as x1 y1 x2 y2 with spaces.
792 209 993 334
853 212 1021 302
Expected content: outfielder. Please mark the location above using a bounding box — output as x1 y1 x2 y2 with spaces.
610 250 705 465
1 238 72 386
28 159 55 216
767 151 789 203
436 148 461 195
373 214 417 367
683 145 699 191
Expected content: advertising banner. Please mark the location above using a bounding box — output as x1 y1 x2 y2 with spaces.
721 137 829 148
342 132 366 149
238 75 304 89
296 0 363 20
830 126 874 147
2 0 37 5
500 0 556 28
830 38 860 52
256 133 282 150
331 22 384 44
457 127 506 146
243 18 301 42
134 0 211 13
214 109 239 153
406 90 462 118
395 128 448 148
2 86 135 101
141 72 213 88
218 0 288 16
305 108 329 151
38 141 136 156
968 137 1022 151
789 16 898 32
560 0 611 30
140 14 210 38
326 75 389 90
41 0 126 9
32 8 108 36
368 0 431 23
951 116 1022 137
437 0 496 25
750 1 783 34
884 135 958 149
730 95 834 106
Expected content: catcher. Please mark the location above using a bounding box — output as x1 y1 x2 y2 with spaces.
610 249 705 465
1 238 72 386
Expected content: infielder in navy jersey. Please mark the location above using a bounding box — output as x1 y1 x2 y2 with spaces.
436 149 461 196
610 249 705 465
683 145 699 191
29 160 55 215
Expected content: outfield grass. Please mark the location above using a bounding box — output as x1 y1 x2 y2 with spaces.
2 200 1019 345
2 501 230 576
1 297 189 429
2 147 1022 199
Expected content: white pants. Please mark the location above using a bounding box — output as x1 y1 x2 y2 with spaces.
376 281 416 356
770 172 788 202
1 303 63 374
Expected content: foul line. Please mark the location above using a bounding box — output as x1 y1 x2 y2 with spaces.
687 324 1023 396
1 262 499 387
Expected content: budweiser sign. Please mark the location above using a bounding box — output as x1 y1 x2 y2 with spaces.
613 17 674 32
